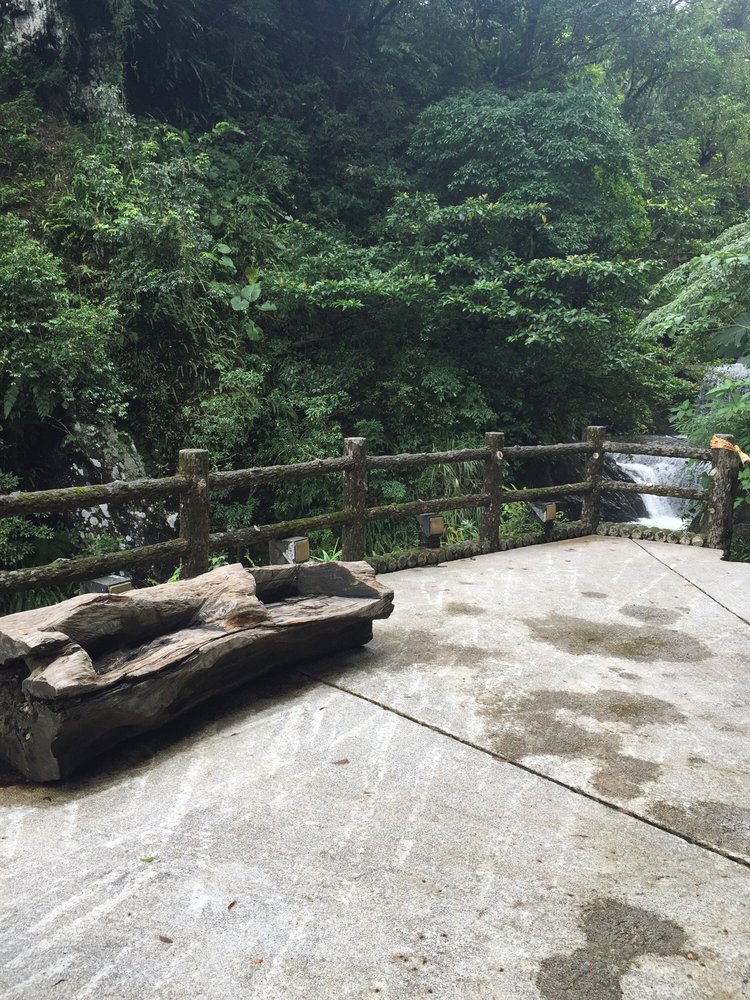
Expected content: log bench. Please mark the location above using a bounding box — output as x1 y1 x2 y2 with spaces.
0 562 394 781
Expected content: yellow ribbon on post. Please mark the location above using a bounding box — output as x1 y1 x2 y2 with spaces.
710 435 750 465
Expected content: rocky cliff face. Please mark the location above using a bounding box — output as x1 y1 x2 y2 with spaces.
3 0 55 43
2 0 124 113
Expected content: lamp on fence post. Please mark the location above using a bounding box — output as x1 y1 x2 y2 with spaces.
416 513 445 549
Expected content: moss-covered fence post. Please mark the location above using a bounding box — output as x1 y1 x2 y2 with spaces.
341 438 367 561
581 426 606 533
179 449 211 577
479 431 504 552
706 434 740 551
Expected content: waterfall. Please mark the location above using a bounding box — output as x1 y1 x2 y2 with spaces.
610 436 707 531
609 365 748 530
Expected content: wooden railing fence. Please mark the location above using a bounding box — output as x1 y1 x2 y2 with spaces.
0 427 740 594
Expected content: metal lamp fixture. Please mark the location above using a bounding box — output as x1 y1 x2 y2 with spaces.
268 536 311 565
79 574 133 595
538 502 557 540
416 513 445 549
542 503 557 523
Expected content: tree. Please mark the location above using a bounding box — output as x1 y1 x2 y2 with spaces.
636 221 750 362
410 85 649 256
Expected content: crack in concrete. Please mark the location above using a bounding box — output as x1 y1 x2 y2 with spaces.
632 539 750 628
305 673 750 872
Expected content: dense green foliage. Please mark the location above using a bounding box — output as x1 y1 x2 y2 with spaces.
3 0 750 555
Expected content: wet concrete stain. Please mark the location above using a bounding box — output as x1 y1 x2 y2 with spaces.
537 897 688 1000
442 602 486 617
611 669 639 681
372 628 492 668
687 754 708 767
478 688 684 800
591 755 662 800
620 603 682 626
526 613 710 663
649 800 750 858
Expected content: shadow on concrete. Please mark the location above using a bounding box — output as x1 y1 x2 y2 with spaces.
0 646 371 795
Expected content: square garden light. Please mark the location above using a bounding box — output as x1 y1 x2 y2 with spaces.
416 513 445 549
79 574 133 595
268 536 311 565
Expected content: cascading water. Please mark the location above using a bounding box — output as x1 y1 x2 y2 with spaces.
611 436 707 531
610 364 747 530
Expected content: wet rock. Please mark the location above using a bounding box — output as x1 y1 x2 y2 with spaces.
517 452 646 522
43 421 174 552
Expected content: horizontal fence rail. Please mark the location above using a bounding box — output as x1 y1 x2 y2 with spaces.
0 539 189 593
209 456 353 491
600 481 708 502
209 510 353 552
366 494 489 522
603 440 712 461
367 448 490 471
498 482 592 502
0 428 740 594
0 476 187 518
504 442 593 458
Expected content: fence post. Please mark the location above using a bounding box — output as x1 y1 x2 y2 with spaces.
479 431 504 552
341 437 367 561
706 434 740 551
581 426 606 534
178 449 211 577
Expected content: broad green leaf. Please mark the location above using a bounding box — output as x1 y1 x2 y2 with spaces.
3 383 20 419
231 296 249 312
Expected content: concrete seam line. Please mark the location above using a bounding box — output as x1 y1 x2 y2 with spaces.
303 672 750 872
632 539 750 629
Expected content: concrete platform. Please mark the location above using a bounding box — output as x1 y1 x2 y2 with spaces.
1 537 749 999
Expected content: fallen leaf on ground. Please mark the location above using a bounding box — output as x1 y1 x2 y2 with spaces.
332 758 350 765
141 857 155 863
250 957 264 965
158 935 173 944
228 900 237 911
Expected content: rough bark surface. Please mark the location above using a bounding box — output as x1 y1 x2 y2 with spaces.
706 434 740 551
341 438 368 561
479 432 504 552
0 563 394 781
